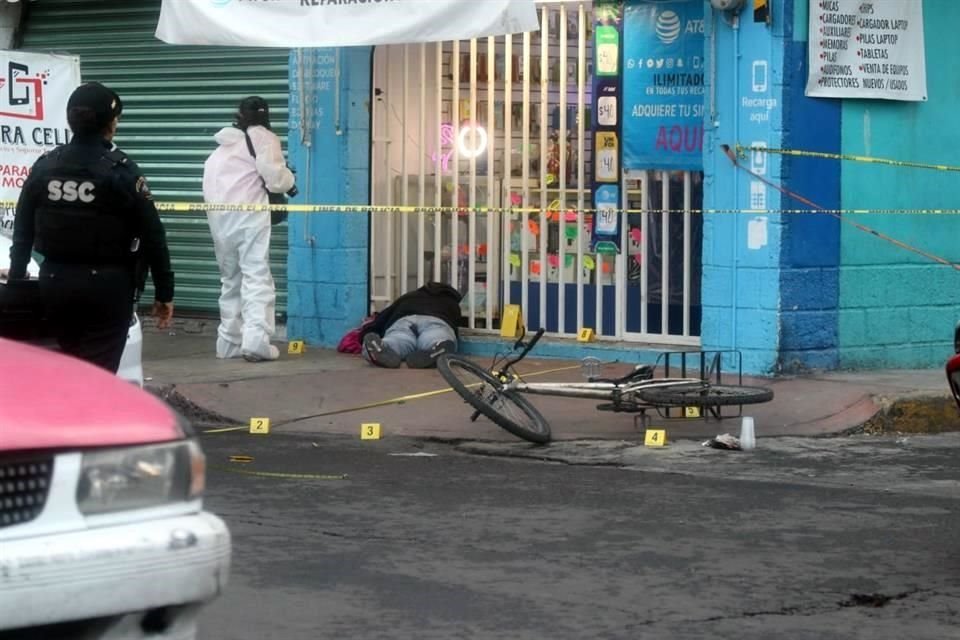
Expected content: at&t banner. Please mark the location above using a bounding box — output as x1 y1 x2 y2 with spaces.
622 0 705 171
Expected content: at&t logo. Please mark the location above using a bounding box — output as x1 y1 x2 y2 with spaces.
655 10 683 45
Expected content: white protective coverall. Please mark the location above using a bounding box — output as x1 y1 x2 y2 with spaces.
202 125 295 360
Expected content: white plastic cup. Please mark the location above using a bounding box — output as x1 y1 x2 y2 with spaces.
740 416 756 450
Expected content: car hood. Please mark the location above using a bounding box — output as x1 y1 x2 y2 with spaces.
0 233 39 277
0 339 184 453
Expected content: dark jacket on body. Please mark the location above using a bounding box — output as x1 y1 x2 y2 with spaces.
362 282 463 338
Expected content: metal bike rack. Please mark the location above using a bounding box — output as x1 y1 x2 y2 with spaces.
654 350 746 422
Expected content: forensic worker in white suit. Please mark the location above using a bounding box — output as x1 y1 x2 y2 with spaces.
202 96 295 362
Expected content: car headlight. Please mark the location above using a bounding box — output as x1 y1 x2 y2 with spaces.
77 440 206 515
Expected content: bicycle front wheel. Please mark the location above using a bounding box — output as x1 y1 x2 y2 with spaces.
438 355 552 444
637 383 773 407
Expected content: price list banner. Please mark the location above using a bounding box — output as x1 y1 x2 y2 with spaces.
591 2 624 254
806 0 927 102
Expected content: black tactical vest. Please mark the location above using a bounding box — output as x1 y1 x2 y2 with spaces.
33 148 137 265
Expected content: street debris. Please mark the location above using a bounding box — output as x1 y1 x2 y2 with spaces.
740 416 757 450
389 452 438 458
839 590 919 609
702 434 742 451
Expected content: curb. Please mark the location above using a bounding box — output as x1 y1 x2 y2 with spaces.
846 394 960 435
146 383 960 441
146 384 244 428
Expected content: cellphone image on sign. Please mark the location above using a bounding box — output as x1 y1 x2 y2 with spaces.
8 62 29 106
751 60 768 93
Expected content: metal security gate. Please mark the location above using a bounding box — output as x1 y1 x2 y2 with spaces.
370 1 702 344
19 0 290 316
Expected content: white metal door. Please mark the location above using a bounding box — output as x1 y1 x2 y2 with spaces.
370 1 702 344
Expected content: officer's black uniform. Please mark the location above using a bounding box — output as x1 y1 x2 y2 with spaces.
8 84 173 373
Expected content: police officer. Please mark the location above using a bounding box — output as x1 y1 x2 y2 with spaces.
7 82 175 372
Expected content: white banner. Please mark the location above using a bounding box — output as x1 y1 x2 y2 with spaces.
806 0 927 102
0 51 81 239
156 0 540 48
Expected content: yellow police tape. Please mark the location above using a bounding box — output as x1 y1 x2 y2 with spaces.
210 465 348 481
3 145 956 217
737 144 960 174
202 363 584 436
5 199 960 216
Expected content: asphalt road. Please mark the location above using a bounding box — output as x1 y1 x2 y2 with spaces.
197 432 960 640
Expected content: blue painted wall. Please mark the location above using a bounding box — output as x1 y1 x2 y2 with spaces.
287 48 372 347
838 0 960 368
777 0 841 372
702 1 786 374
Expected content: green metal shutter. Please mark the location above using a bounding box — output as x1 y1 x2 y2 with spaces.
19 0 290 317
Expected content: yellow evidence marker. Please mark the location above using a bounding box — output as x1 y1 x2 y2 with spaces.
288 340 306 355
249 418 271 435
684 406 701 419
500 304 523 338
361 423 382 440
644 429 667 448
577 328 596 342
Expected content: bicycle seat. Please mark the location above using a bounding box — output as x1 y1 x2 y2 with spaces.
590 364 654 385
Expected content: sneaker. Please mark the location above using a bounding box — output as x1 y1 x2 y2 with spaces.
243 344 280 363
363 333 402 368
406 340 456 369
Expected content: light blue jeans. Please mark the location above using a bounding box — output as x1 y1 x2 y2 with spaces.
365 315 457 362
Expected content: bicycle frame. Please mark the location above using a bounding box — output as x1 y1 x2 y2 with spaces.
492 328 706 404
442 328 772 441
504 378 704 401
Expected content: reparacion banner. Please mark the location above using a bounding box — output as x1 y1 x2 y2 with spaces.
156 0 539 48
0 51 81 239
622 0 705 171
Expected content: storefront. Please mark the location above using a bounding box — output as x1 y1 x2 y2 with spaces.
369 1 705 346
16 0 291 316
11 0 954 374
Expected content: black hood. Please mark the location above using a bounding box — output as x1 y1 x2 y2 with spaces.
421 282 463 302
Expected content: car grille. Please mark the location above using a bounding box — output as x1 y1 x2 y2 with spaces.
0 457 54 528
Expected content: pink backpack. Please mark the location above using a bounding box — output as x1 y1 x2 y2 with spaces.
337 316 376 354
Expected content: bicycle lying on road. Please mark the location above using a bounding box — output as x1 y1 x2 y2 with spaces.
437 328 774 445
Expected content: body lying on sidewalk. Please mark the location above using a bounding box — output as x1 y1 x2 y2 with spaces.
361 282 463 369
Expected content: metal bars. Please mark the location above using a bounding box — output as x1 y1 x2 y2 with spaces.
369 2 701 346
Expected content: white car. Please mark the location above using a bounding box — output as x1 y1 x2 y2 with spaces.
0 233 145 386
0 337 230 639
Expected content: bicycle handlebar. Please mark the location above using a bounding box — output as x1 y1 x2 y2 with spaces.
503 327 545 370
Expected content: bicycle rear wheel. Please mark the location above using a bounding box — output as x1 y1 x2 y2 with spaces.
637 383 773 407
438 355 552 444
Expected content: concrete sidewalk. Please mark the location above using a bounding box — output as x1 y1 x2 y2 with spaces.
143 321 960 442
